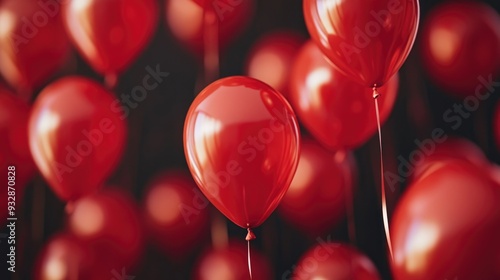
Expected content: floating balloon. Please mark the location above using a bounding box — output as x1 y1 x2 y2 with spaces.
279 138 356 236
292 243 381 280
0 87 35 221
303 0 419 87
391 160 500 279
143 170 210 259
193 242 273 280
245 31 305 96
0 0 70 95
63 0 158 79
420 1 500 97
184 76 300 232
166 0 254 56
66 189 144 269
289 41 398 150
29 77 127 201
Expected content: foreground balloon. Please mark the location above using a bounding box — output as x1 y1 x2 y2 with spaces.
303 0 419 87
289 41 398 150
29 77 127 201
184 76 300 230
63 0 158 79
279 138 356 236
193 242 273 280
245 31 304 96
0 0 70 96
166 0 254 56
391 160 500 279
291 243 380 280
67 189 144 269
143 170 210 259
420 1 500 97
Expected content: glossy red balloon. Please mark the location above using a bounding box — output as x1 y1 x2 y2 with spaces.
0 0 70 95
66 189 144 269
63 0 158 77
143 170 210 259
29 77 127 201
304 0 419 87
292 243 381 280
391 160 500 279
289 41 398 150
166 0 254 56
184 76 300 229
193 242 273 280
279 138 356 236
0 87 36 221
245 31 305 97
420 2 500 97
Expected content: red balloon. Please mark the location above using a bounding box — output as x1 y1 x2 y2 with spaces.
143 170 210 259
184 76 300 229
28 77 127 201
0 87 36 221
289 41 398 150
0 0 70 94
166 0 254 56
420 1 500 97
303 0 419 87
63 0 158 77
193 242 273 280
66 189 144 269
391 160 500 279
279 138 356 236
292 243 381 280
245 31 305 96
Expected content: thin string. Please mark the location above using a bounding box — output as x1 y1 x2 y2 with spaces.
245 227 256 280
336 151 356 245
373 86 394 261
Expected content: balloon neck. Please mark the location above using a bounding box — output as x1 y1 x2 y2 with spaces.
245 227 256 241
65 201 75 215
105 73 118 90
372 86 380 99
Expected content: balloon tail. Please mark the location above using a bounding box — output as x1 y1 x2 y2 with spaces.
336 151 356 245
246 228 256 280
203 9 219 85
373 87 394 261
104 73 118 90
211 211 229 249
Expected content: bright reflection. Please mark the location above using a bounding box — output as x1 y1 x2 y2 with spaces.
194 112 222 167
0 10 15 39
402 222 440 273
249 51 286 90
70 199 104 237
31 110 61 178
430 27 459 65
288 153 315 195
318 0 344 34
67 0 98 63
168 0 203 41
44 258 67 280
312 277 329 280
304 67 331 109
147 186 182 224
201 257 233 280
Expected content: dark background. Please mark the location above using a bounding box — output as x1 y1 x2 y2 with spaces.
2 0 500 279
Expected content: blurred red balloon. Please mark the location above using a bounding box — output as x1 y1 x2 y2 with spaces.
420 1 500 97
166 0 254 56
279 138 356 236
35 233 139 280
303 0 419 87
0 87 35 221
289 41 398 150
391 160 500 279
184 76 300 229
143 170 210 260
63 0 158 78
193 242 273 280
0 0 70 96
292 243 380 280
28 77 127 201
245 31 305 96
66 189 144 270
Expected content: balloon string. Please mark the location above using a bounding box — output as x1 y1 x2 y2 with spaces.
373 87 394 261
337 152 356 245
246 228 256 280
203 9 219 85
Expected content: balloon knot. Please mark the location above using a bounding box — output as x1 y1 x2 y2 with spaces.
372 86 380 99
245 228 256 241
